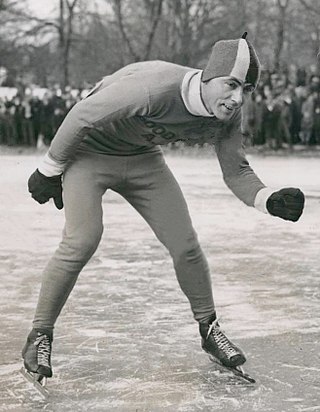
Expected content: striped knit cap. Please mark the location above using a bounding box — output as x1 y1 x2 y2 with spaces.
202 34 261 89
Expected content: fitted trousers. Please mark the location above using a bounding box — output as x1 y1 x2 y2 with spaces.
33 150 215 331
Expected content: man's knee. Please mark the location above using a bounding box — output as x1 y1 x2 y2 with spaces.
169 234 203 264
77 233 103 259
61 226 104 261
184 244 205 264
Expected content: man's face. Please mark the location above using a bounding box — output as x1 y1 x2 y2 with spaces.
201 76 254 120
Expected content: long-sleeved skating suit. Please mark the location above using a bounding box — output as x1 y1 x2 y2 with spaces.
33 61 266 330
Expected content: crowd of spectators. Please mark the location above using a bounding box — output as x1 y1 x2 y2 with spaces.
0 67 320 150
0 86 82 148
242 67 320 150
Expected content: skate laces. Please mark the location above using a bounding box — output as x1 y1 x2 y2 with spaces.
34 334 51 368
206 318 239 359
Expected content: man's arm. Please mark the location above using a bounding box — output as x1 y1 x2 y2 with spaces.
48 76 150 164
28 74 150 208
215 111 304 221
215 111 265 207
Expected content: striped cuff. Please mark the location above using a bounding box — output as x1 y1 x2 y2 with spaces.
38 152 65 177
254 187 276 214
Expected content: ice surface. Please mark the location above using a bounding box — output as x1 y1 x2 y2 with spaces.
0 150 319 411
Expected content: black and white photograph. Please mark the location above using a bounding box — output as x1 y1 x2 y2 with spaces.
0 0 319 410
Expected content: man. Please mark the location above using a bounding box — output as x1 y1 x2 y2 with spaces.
22 34 305 380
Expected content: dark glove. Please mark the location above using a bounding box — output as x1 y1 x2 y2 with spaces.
28 169 63 210
266 188 304 222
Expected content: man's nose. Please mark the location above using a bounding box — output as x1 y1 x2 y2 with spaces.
231 88 243 106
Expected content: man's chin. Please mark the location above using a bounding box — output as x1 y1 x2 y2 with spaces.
214 112 233 121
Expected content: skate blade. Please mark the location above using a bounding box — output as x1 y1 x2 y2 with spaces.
209 355 256 384
20 367 49 398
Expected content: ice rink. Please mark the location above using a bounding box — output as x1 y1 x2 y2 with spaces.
0 149 319 411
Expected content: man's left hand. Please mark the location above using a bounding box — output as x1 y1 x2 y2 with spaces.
266 188 305 222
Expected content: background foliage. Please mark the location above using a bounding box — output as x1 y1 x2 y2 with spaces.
0 0 319 89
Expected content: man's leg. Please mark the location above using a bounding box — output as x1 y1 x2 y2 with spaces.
119 152 246 367
22 152 112 376
119 152 215 323
32 156 107 331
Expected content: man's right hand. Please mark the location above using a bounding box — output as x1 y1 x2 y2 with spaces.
28 169 63 210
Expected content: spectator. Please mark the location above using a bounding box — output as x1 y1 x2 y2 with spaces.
290 84 307 144
0 99 8 145
41 92 55 145
301 75 320 145
0 66 320 150
21 97 35 146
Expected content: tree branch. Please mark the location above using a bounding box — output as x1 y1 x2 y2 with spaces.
113 0 140 61
298 0 320 15
3 6 60 30
143 0 164 60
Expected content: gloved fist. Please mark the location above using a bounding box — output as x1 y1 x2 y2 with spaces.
266 188 304 222
28 169 63 210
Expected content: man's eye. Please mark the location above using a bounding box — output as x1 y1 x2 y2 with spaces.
226 82 237 88
244 84 255 93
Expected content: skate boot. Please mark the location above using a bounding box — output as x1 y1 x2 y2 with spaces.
199 316 246 368
22 329 53 378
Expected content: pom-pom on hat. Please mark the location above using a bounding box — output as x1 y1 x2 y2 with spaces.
202 32 261 89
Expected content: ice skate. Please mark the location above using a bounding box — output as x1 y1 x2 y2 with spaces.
200 316 255 383
21 329 53 397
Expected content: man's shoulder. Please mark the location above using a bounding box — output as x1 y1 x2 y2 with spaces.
124 60 194 74
113 61 194 86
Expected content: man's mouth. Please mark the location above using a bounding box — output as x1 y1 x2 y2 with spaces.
222 103 234 112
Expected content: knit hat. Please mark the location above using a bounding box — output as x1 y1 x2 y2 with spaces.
202 33 261 89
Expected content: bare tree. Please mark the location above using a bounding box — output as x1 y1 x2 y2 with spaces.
112 0 164 62
0 0 83 88
41 0 80 87
298 0 320 14
274 0 290 71
2 0 320 87
162 0 225 66
59 0 79 88
297 0 320 58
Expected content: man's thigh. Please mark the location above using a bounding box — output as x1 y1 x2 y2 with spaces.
119 152 197 253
